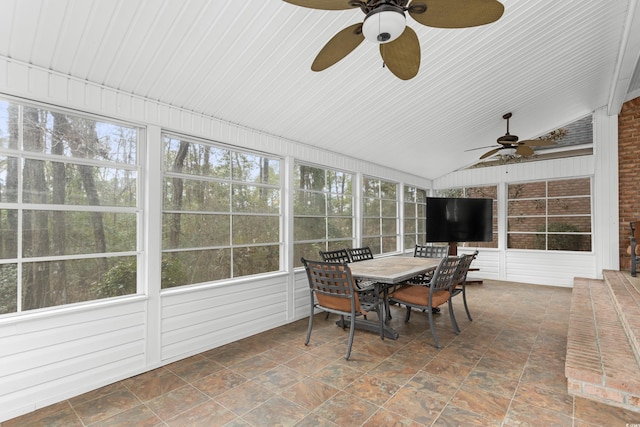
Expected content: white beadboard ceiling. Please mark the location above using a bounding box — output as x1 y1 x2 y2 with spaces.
0 0 639 179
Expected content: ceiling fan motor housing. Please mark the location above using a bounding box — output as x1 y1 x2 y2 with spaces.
362 4 406 43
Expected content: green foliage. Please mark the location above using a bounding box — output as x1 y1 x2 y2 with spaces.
535 222 582 250
97 259 137 298
97 258 188 297
0 265 17 314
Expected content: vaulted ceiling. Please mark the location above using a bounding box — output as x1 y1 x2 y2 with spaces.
1 0 639 179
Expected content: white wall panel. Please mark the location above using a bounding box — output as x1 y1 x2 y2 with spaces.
160 275 290 362
0 299 147 421
505 251 596 286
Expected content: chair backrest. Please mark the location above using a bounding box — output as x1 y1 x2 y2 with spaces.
414 244 449 259
301 258 360 314
632 222 640 242
452 250 478 286
430 256 462 292
347 247 374 262
319 249 350 264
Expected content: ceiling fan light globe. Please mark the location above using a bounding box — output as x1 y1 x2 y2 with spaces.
362 7 406 44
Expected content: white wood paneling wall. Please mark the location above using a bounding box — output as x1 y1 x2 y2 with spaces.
0 298 147 421
0 56 621 422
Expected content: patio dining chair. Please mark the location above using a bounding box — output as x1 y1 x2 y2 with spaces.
451 250 478 324
629 222 640 277
408 244 450 285
301 258 384 360
319 248 350 264
388 256 462 349
346 246 375 262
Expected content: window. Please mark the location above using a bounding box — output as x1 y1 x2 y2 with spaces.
507 178 591 251
0 99 140 315
161 134 282 287
293 164 354 267
362 176 398 254
403 185 427 250
434 186 498 248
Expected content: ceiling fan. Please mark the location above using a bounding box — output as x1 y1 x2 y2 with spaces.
283 0 504 80
471 112 557 159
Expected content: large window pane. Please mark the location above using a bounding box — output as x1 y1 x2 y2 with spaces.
0 155 18 202
233 245 280 277
232 153 280 184
507 178 592 251
0 264 17 314
233 215 279 244
22 210 136 256
327 217 352 239
294 191 326 215
0 99 141 315
162 249 231 286
22 160 136 207
232 185 279 213
163 178 230 211
293 163 354 267
363 177 398 255
0 209 18 259
404 186 427 249
22 256 137 310
162 133 282 286
163 138 230 179
162 213 230 249
22 106 137 164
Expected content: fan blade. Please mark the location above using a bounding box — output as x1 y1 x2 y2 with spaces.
379 26 420 80
283 0 357 10
520 138 556 147
465 145 497 152
409 0 504 29
480 147 502 159
311 23 365 71
516 145 534 156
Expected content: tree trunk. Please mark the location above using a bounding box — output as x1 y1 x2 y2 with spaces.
50 112 68 306
22 108 51 310
66 118 108 274
170 141 190 248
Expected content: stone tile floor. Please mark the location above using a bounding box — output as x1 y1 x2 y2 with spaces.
3 280 640 426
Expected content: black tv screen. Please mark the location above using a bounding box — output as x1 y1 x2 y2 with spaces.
426 197 493 242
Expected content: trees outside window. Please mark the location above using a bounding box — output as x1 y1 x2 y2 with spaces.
363 176 398 255
0 99 140 314
508 177 591 251
293 164 353 267
403 186 427 250
161 134 282 287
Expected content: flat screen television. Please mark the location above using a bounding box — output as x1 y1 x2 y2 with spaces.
426 197 493 243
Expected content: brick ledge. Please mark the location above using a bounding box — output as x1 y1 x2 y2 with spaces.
566 276 640 413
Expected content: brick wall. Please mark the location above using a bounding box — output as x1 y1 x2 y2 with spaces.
619 96 640 268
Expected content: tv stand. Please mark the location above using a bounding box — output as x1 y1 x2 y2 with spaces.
448 241 483 285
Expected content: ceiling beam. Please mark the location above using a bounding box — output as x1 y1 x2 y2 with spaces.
608 0 640 115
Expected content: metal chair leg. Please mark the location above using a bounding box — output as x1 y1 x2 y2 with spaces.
448 298 460 334
462 286 473 321
428 308 441 349
305 305 314 346
345 314 356 360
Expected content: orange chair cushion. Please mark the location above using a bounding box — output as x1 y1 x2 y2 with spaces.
316 293 359 313
390 285 450 308
627 245 640 256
